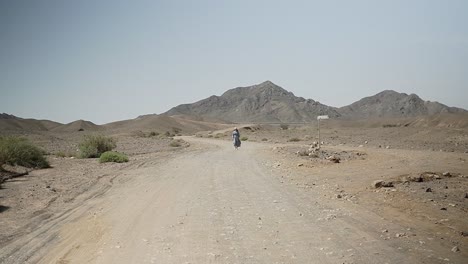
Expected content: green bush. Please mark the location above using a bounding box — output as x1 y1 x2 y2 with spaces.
79 135 116 158
0 136 49 168
288 138 301 142
240 136 248 141
99 151 128 163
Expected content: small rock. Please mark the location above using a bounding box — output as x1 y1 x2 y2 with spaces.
386 146 390 149
336 194 342 199
396 233 406 238
441 207 447 211
358 145 364 148
443 172 451 177
326 155 340 163
382 229 388 233
382 181 394 188
46 185 51 189
426 188 432 192
449 203 456 207
451 246 459 253
297 163 304 167
460 231 468 237
372 180 384 189
464 193 468 199
365 141 368 144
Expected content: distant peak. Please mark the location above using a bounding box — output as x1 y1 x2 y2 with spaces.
257 80 278 87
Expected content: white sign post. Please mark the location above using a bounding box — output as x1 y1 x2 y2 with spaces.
317 115 329 150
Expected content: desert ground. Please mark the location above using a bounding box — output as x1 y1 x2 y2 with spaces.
1 121 467 264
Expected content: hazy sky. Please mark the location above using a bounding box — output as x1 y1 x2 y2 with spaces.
1 0 467 124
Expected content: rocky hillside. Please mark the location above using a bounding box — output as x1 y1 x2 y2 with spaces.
165 81 340 123
166 83 466 122
338 90 466 118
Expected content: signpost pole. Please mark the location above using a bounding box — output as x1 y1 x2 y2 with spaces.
316 115 329 150
318 118 321 149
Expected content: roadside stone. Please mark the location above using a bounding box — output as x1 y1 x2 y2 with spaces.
326 155 340 163
372 180 384 188
382 181 394 187
396 233 406 238
372 180 394 188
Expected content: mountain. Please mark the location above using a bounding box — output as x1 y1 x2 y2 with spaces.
338 90 467 118
165 81 341 123
0 113 62 131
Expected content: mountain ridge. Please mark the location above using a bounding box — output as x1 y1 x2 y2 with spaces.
165 81 466 123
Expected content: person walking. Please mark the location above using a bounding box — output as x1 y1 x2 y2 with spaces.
232 127 241 150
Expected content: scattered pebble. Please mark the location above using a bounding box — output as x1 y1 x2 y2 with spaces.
451 246 459 253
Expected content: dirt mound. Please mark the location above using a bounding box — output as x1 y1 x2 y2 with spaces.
104 114 230 134
0 114 62 132
51 120 102 132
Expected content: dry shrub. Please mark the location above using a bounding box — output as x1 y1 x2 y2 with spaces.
79 135 116 158
0 136 49 168
99 151 128 163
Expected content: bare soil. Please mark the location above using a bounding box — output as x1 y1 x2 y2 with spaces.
0 125 467 263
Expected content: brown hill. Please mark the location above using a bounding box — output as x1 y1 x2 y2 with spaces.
0 113 62 132
338 90 466 118
104 114 230 134
51 120 102 132
165 81 341 123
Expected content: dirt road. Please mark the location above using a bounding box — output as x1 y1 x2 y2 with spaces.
1 137 466 263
